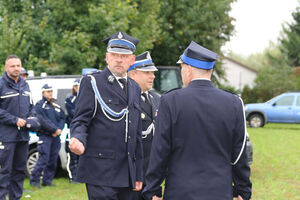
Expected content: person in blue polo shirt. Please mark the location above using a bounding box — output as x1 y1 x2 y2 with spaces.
0 55 34 200
30 84 65 188
69 31 143 200
143 41 252 200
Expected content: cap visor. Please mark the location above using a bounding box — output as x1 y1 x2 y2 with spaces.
107 47 133 54
136 65 158 72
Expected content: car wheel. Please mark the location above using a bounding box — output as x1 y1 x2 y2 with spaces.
249 114 264 128
26 147 39 177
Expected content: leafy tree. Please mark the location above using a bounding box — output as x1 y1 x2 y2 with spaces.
0 0 161 75
151 0 235 84
280 5 300 67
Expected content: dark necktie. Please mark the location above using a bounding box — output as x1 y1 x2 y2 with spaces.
142 93 152 115
119 78 128 97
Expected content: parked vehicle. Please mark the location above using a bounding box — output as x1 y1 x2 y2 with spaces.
245 92 300 127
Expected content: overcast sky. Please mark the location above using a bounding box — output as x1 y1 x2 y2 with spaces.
223 0 298 56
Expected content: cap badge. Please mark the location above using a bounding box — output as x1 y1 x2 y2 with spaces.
118 32 123 39
146 52 151 60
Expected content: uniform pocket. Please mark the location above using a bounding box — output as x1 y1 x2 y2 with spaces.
102 97 119 105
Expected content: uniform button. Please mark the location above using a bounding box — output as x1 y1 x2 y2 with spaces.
109 99 112 102
99 153 102 157
129 120 131 123
128 136 131 139
128 152 130 156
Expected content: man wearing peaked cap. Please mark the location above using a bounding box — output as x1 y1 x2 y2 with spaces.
128 51 161 200
143 41 252 200
69 32 144 199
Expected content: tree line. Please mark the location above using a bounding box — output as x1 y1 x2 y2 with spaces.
0 0 234 83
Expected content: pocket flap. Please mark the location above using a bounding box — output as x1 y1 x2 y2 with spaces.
86 150 115 159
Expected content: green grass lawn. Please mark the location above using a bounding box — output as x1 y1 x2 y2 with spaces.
21 123 300 199
247 123 300 200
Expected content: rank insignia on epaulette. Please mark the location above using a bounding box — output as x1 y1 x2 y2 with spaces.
108 75 115 83
141 113 145 119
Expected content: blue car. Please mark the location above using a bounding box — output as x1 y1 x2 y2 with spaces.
245 92 300 127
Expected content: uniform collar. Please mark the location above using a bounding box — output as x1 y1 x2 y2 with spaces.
3 72 21 85
188 79 214 88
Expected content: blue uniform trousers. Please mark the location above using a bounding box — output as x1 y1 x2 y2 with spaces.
0 141 28 200
86 184 133 200
30 135 60 185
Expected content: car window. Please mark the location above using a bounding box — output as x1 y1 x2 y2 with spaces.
296 96 300 106
57 89 72 114
275 95 294 106
154 69 182 93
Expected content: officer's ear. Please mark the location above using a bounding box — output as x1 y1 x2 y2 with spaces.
129 54 136 65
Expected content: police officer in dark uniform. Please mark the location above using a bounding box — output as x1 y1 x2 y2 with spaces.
0 55 34 200
128 51 161 200
143 41 252 200
69 31 143 200
30 84 65 188
65 78 80 183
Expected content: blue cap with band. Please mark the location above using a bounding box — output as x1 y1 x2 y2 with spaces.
41 84 53 92
177 41 218 69
102 32 139 54
128 51 158 71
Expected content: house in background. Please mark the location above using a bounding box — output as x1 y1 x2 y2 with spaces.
220 56 258 91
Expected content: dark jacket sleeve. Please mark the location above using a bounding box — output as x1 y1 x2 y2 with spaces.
0 108 18 125
135 89 144 182
57 107 66 130
70 76 95 147
65 97 75 119
142 96 171 199
36 114 57 134
232 96 252 200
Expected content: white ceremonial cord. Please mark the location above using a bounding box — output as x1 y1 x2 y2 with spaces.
231 96 247 165
142 123 155 138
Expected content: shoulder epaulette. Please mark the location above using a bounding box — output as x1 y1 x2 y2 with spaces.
221 89 239 96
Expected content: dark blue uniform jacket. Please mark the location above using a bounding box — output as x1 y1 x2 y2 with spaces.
71 67 143 188
35 97 65 136
143 80 252 200
140 91 160 178
65 92 77 127
0 72 34 142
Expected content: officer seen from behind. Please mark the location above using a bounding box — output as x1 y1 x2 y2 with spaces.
0 55 34 200
30 84 65 188
69 31 143 200
143 41 252 200
128 51 161 200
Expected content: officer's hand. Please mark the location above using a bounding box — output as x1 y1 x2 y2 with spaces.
152 195 162 200
69 137 85 155
55 129 62 136
235 195 243 200
17 118 26 127
132 181 143 191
